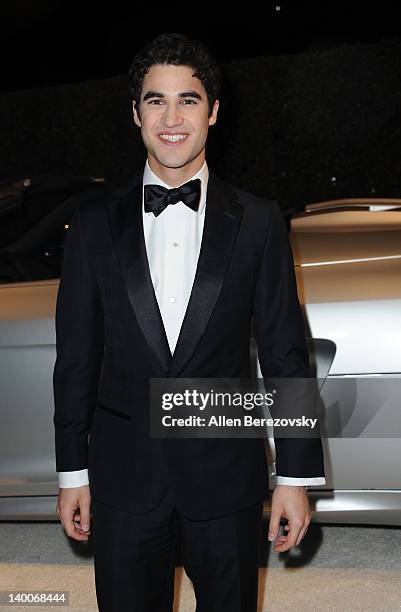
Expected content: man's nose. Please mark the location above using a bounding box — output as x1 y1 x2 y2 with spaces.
162 103 183 127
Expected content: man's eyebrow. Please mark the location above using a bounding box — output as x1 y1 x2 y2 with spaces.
142 90 203 101
143 91 163 101
178 91 202 100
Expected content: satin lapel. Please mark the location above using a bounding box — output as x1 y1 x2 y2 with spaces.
106 173 172 374
168 172 244 378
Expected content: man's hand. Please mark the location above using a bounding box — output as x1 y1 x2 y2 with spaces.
56 485 91 541
268 485 311 552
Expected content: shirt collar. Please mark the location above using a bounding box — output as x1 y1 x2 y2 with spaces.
142 159 208 215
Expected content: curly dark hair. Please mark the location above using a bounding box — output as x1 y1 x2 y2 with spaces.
128 33 221 117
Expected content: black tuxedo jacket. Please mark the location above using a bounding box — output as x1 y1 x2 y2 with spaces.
53 169 325 520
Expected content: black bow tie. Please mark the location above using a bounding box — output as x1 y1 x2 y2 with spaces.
144 179 201 217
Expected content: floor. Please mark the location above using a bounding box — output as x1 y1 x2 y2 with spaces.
0 520 400 611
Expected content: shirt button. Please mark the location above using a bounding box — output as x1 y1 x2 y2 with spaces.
168 296 176 303
172 242 179 247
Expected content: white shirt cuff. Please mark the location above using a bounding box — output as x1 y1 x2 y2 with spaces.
58 469 89 488
276 476 326 486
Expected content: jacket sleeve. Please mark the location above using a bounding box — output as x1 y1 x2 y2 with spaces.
53 203 104 472
253 201 325 480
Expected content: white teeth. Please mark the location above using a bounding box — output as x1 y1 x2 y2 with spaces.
159 134 187 142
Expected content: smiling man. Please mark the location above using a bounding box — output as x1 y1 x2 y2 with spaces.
134 63 218 182
53 33 325 612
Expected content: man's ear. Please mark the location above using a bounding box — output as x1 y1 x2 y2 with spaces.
133 100 141 127
208 99 219 127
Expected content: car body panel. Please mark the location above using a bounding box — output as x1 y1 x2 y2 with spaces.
1 199 400 524
0 281 58 498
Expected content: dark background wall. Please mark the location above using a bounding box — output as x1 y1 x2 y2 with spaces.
1 1 401 211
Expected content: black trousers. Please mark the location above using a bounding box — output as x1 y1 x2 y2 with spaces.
91 485 263 612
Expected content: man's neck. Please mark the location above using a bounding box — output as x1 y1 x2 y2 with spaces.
147 157 206 187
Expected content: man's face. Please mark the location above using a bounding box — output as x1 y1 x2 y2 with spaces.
133 64 219 180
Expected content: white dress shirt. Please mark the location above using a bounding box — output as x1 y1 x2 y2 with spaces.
58 160 325 488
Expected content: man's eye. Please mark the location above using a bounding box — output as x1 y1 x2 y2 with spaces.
181 99 196 105
148 99 164 105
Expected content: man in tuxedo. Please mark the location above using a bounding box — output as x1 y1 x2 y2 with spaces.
54 32 325 611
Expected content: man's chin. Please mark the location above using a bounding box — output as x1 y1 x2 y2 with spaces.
152 152 205 171
155 157 191 170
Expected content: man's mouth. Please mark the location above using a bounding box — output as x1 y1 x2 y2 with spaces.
158 133 188 144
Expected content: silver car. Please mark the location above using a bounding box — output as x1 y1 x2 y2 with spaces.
0 196 400 524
